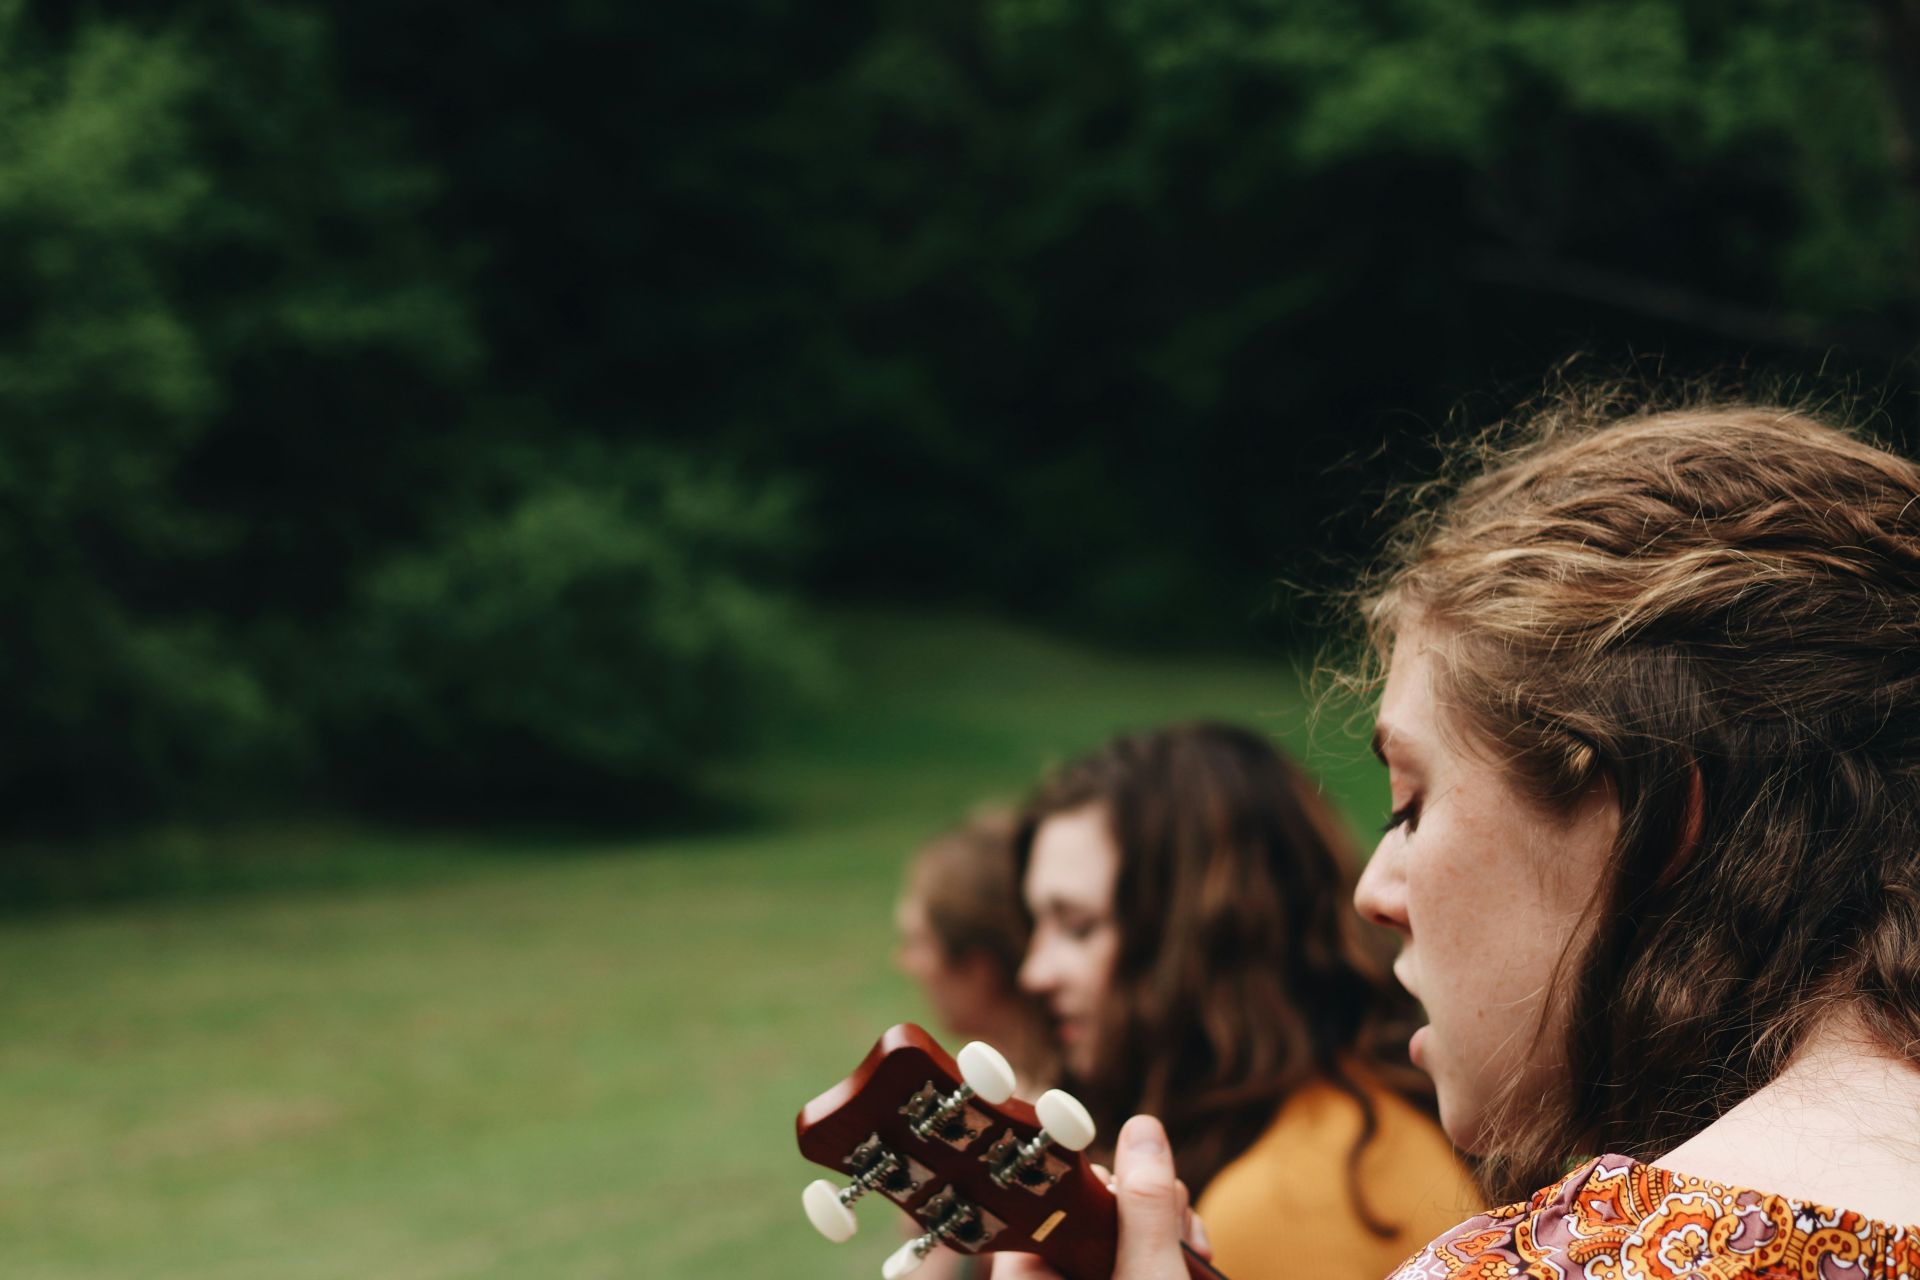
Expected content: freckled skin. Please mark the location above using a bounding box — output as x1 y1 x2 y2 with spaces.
1354 624 1619 1153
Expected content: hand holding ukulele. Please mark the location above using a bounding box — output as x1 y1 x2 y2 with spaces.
994 1115 1209 1280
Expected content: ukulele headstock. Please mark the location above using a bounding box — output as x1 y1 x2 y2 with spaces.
795 1024 1109 1279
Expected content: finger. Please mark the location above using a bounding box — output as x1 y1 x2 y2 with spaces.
990 1256 1066 1280
1110 1115 1188 1280
1092 1162 1115 1192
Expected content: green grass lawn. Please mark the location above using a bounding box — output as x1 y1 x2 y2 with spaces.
0 611 1385 1279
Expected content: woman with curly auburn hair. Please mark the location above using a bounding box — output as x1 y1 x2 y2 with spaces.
1014 722 1476 1280
1002 393 1920 1279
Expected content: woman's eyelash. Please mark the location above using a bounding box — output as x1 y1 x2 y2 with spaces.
1382 801 1418 834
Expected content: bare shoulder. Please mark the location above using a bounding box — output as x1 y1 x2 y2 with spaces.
1659 1018 1920 1227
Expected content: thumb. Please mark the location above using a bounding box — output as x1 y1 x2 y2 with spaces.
1110 1115 1188 1280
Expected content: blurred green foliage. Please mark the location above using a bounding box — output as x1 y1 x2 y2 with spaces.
327 453 821 810
323 0 1920 647
1 3 822 824
4 0 1917 828
0 5 309 819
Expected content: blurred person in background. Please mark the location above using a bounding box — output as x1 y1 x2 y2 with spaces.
1016 723 1475 1280
896 807 1057 1091
896 809 1059 1279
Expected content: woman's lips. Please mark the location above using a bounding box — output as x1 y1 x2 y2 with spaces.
1409 1024 1431 1071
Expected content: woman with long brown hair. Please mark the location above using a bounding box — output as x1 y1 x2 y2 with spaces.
1014 722 1476 1280
1005 392 1920 1280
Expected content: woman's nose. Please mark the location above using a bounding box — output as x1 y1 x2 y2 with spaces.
1017 938 1056 996
1353 841 1410 936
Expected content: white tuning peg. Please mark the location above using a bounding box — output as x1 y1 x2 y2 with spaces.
1035 1088 1097 1152
802 1178 859 1242
955 1041 1017 1104
883 1237 933 1279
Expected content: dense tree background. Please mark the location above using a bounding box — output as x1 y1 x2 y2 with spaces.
6 0 1918 826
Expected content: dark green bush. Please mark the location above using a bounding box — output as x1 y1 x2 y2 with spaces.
325 452 824 811
0 5 824 824
0 13 296 817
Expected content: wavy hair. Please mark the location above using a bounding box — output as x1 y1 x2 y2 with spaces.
1014 722 1431 1228
1356 388 1920 1199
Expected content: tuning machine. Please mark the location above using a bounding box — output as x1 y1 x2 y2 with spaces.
881 1185 1007 1278
801 1134 931 1242
898 1041 1017 1148
981 1087 1096 1192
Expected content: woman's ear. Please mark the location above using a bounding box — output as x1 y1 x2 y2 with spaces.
1653 761 1705 893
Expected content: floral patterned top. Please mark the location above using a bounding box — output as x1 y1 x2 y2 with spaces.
1386 1152 1920 1279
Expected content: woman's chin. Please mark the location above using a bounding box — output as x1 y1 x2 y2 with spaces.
1062 1044 1097 1079
1436 1106 1483 1155
1424 1043 1493 1155
1434 1088 1501 1158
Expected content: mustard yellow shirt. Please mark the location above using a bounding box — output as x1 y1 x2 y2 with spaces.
1193 1076 1481 1280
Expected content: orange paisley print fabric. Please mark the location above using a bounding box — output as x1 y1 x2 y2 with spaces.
1386 1155 1920 1280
